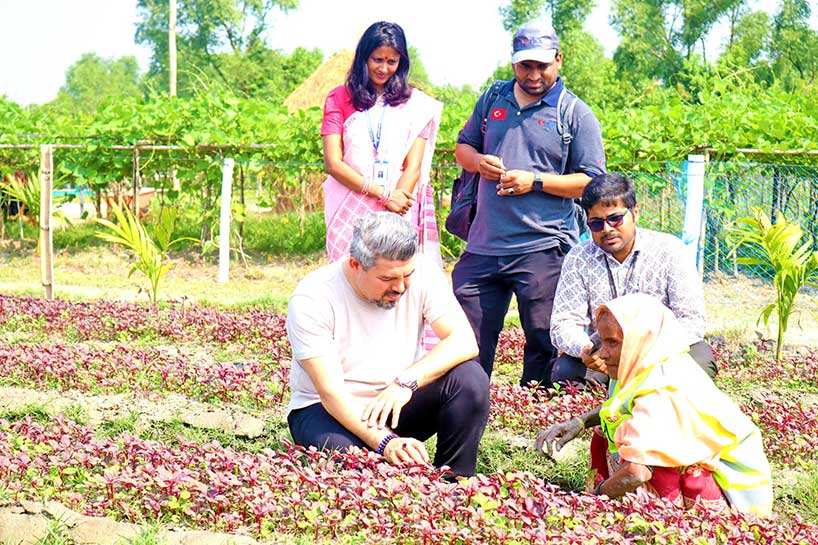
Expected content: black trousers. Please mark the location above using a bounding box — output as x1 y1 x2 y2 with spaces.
551 340 719 385
452 248 564 387
287 359 490 478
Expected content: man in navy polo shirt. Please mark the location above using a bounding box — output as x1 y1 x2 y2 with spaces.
453 22 606 387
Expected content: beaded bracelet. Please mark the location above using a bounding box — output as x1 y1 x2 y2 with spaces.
593 479 606 495
376 432 398 456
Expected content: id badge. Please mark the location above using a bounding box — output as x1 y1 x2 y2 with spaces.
372 160 389 187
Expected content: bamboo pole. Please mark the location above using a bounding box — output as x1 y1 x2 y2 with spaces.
39 145 54 300
0 143 283 152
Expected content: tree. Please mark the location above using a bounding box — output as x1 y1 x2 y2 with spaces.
717 9 772 82
723 9 770 65
558 29 614 108
407 46 432 92
136 0 299 97
771 0 818 87
57 53 142 112
499 0 594 35
215 45 322 101
610 0 744 84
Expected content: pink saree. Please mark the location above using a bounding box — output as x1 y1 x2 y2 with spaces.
323 89 443 267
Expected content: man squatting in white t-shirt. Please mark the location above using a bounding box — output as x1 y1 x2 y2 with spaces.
286 211 490 478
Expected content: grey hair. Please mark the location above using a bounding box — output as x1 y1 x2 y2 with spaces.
349 211 418 269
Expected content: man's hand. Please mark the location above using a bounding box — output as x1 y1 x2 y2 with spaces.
581 343 607 374
496 169 534 196
382 436 430 466
361 383 412 429
534 418 584 458
478 154 506 181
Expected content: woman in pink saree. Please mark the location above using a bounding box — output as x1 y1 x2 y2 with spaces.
321 21 443 266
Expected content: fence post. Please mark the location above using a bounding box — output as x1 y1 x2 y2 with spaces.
218 158 234 284
682 154 705 274
132 146 141 218
39 144 54 300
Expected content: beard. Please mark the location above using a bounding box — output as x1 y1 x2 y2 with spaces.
374 290 403 309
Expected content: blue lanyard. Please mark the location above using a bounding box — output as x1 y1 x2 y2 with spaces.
365 102 387 158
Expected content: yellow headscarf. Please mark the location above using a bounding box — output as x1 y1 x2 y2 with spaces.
596 292 690 387
597 294 772 516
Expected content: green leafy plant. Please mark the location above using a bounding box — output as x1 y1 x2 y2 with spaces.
728 208 818 361
1 173 41 239
0 174 40 223
96 205 193 303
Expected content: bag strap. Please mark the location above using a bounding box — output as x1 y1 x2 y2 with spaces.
556 87 578 175
459 80 506 210
479 80 507 139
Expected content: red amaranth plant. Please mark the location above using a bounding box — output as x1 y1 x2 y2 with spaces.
0 342 289 408
494 327 527 364
488 383 606 434
0 294 289 356
0 416 815 544
742 398 818 467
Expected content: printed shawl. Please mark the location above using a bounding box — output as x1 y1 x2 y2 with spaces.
323 89 443 265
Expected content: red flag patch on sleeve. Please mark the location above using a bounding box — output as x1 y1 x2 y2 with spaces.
490 108 507 120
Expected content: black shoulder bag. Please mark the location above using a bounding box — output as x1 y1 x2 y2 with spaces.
445 81 506 241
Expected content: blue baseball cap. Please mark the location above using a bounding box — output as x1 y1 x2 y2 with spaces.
512 23 560 64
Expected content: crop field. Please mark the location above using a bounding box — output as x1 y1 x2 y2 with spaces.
0 251 817 544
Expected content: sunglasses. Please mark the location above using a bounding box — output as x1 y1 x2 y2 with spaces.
587 209 631 232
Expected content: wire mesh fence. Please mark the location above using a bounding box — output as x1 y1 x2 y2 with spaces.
624 160 818 277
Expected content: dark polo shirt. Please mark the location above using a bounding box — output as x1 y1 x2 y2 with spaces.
457 78 606 256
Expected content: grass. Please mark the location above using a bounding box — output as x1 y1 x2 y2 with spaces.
776 467 818 523
120 525 166 545
102 416 293 456
0 401 51 423
0 241 325 312
476 430 589 490
34 519 71 545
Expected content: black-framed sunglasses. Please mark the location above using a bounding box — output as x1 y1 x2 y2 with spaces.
587 209 631 232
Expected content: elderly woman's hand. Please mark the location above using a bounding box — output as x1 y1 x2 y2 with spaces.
581 343 607 374
535 418 584 458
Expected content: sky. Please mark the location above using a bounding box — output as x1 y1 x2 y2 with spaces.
0 0 811 106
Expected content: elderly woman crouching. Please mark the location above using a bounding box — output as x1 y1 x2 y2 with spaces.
537 293 772 516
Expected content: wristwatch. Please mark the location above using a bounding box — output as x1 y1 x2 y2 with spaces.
532 173 543 193
395 371 419 392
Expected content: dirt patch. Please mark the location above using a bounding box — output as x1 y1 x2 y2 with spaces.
0 386 270 438
704 272 818 347
0 500 259 545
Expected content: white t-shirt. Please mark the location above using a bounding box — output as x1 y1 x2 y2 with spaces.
286 255 460 414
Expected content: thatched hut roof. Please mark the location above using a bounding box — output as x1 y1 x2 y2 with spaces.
284 49 353 112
